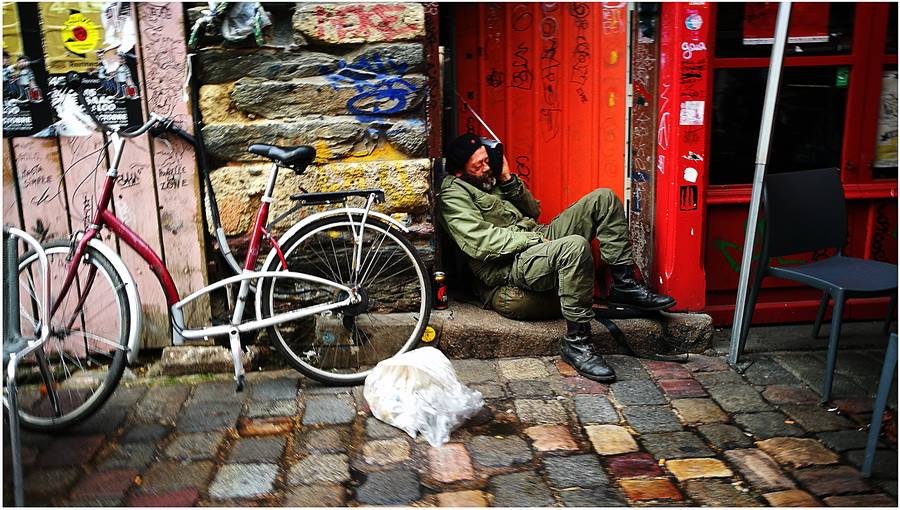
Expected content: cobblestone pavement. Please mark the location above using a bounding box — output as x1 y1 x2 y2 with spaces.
3 349 897 507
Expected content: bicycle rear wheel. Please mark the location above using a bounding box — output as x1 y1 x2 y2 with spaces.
259 215 432 385
15 240 130 431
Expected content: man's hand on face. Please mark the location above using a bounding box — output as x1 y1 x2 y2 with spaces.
499 155 513 184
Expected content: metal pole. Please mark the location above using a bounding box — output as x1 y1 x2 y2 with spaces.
729 2 792 365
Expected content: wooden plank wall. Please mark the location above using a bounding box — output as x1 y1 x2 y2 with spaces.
2 2 207 349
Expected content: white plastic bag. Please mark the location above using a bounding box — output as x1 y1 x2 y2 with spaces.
364 347 485 447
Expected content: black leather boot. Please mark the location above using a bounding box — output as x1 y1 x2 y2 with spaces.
559 321 616 382
608 264 676 311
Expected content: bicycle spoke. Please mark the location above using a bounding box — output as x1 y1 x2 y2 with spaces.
66 330 128 352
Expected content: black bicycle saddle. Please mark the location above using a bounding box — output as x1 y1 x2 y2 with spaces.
248 144 316 170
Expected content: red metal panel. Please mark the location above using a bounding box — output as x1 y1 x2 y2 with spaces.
653 2 711 311
453 2 628 222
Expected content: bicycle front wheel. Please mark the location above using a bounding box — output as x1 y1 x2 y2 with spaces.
259 215 432 385
15 240 130 431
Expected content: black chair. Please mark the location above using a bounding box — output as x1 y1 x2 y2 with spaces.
736 168 898 402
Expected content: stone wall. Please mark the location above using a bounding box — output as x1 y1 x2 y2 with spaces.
191 3 433 262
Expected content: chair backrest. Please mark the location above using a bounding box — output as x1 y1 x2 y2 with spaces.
763 168 847 258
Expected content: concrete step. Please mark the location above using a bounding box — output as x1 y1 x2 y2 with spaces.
432 302 714 359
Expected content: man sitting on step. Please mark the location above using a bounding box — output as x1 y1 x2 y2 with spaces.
438 134 676 383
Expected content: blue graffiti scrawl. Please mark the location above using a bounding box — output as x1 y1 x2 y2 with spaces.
324 54 420 116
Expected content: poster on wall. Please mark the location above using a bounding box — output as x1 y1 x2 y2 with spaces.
874 70 898 169
36 1 142 136
3 2 54 137
743 3 830 45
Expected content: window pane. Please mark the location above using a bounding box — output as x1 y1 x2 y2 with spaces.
873 66 898 180
715 3 855 58
709 67 848 185
887 3 897 55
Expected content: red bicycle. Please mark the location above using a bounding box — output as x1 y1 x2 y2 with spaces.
13 74 432 431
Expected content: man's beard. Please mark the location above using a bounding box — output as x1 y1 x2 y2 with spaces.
459 172 495 192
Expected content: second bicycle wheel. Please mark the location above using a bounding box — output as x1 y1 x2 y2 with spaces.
15 240 130 431
259 215 432 385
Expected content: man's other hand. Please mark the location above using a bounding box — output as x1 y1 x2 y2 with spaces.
499 155 513 183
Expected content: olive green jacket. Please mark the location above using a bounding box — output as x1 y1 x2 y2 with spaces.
438 174 544 287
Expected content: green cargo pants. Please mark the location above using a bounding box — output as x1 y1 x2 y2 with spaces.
508 188 633 323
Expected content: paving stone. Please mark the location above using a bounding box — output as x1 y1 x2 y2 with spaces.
559 487 627 507
451 359 499 384
69 405 129 435
356 468 421 505
471 383 506 400
543 454 608 488
302 396 355 425
779 404 855 432
665 458 733 480
815 429 872 452
619 478 683 501
228 437 286 463
127 488 201 507
191 381 239 402
107 385 148 407
488 471 555 507
606 452 665 478
554 376 610 395
610 379 666 405
822 493 897 507
773 352 867 398
209 463 278 499
585 425 639 455
574 395 619 424
671 399 728 425
658 378 708 399
877 479 898 498
69 495 124 506
514 399 568 423
682 479 761 506
723 449 796 492
364 417 403 440
762 489 821 507
24 468 80 496
137 461 215 494
100 443 157 470
757 437 840 468
237 416 293 436
605 355 650 380
733 412 804 439
436 490 489 507
121 423 171 443
288 454 350 485
707 384 770 413
761 385 820 405
643 360 694 380
694 370 744 387
743 358 802 386
176 401 242 432
69 469 138 500
622 406 683 433
684 355 731 373
466 435 531 467
555 359 579 377
428 443 475 483
283 484 347 507
165 432 225 461
133 385 190 423
295 426 352 454
639 431 714 459
524 424 578 451
844 449 898 479
38 435 104 467
508 379 556 397
249 377 298 401
362 437 411 465
498 357 550 380
795 464 876 496
244 399 298 418
696 424 754 450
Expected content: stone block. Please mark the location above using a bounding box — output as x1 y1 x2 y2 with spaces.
127 488 200 507
160 346 253 376
761 385 820 405
197 48 340 84
844 449 898 479
658 378 708 399
121 424 170 443
733 412 804 439
606 452 664 478
100 443 157 470
450 359 499 384
672 398 728 425
756 437 839 468
209 463 278 499
508 379 556 397
585 425 639 455
237 416 293 436
574 395 620 424
514 399 568 424
683 355 730 373
524 425 578 452
69 469 138 500
302 396 356 425
543 454 609 488
488 472 555 507
436 490 489 507
177 400 242 433
24 468 80 496
779 404 855 433
362 437 411 465
427 443 475 483
560 487 627 507
696 423 754 450
639 431 714 459
165 432 225 461
815 429 871 452
742 357 801 386
682 479 761 506
610 379 666 406
137 461 215 494
249 376 300 401
355 469 421 505
762 489 821 507
707 384 770 413
665 458 733 481
723 449 795 492
694 370 744 387
228 437 286 464
663 312 714 353
606 355 651 380
289 454 350 485
466 435 531 467
642 360 693 380
555 359 579 377
294 3 425 45
133 385 190 424
39 435 104 467
499 358 550 380
283 484 347 507
554 376 610 395
794 465 872 496
622 405 683 433
619 478 683 501
244 399 298 419
295 427 352 454
822 493 896 507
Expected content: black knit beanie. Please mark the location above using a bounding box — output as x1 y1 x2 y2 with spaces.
444 134 483 173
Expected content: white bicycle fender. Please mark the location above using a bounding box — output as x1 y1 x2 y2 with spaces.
255 209 409 320
82 237 143 365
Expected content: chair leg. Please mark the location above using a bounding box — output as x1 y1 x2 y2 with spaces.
883 294 896 336
812 292 829 339
821 294 845 403
736 269 766 362
863 333 897 478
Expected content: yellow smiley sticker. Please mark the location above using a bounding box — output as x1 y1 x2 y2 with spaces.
421 326 436 343
62 13 100 56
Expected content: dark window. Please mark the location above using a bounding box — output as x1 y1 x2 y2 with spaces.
887 3 897 55
715 3 855 58
709 66 848 185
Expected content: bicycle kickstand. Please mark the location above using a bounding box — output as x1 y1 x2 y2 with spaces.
228 328 245 392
